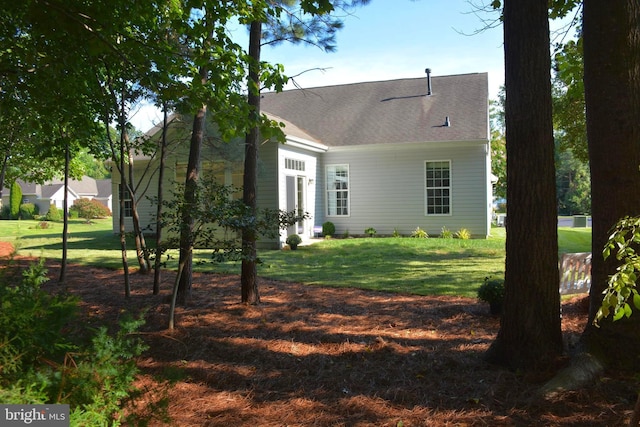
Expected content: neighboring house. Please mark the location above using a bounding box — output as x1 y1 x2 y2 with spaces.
112 71 491 248
2 176 112 214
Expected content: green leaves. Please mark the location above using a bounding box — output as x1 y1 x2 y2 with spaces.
594 216 640 326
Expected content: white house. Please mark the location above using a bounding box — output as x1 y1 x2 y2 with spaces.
2 176 112 214
111 71 491 248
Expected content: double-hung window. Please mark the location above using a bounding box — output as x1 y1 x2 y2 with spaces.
425 161 451 215
119 184 133 217
326 164 349 216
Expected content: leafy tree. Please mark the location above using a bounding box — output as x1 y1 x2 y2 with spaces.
485 0 563 370
490 90 506 200
9 181 21 220
555 147 590 215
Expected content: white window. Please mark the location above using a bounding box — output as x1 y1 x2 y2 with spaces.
285 158 306 171
425 161 451 215
326 164 349 216
119 184 133 217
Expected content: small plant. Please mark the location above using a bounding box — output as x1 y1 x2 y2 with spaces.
322 221 335 237
411 227 428 238
364 227 377 237
343 229 350 238
440 226 453 239
35 221 53 229
478 277 505 315
392 228 401 238
45 204 62 221
19 203 38 220
455 228 471 239
286 233 302 249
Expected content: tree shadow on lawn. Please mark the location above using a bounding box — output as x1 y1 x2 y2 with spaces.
27 259 636 426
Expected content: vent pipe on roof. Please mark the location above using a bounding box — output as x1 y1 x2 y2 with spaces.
444 116 451 127
425 68 432 95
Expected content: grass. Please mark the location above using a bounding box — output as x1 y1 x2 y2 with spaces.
0 219 593 298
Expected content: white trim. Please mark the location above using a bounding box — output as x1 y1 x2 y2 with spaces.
285 136 329 153
424 159 453 217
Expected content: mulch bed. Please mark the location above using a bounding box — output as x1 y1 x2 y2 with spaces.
1 242 637 426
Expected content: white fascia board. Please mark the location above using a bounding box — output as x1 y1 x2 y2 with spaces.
284 136 329 153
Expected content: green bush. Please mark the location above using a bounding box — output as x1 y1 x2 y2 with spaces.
9 181 21 219
322 221 335 237
286 233 302 249
364 227 377 237
45 204 62 221
477 277 505 315
411 227 428 238
0 259 146 425
0 205 10 219
19 203 38 220
70 198 111 222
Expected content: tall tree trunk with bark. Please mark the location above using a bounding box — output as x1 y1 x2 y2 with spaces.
581 0 640 369
125 131 151 274
485 0 563 370
241 20 262 305
177 66 207 305
59 139 70 284
153 108 169 295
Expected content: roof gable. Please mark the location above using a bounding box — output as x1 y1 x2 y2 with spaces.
260 72 489 147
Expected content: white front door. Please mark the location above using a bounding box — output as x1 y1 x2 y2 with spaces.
286 175 307 236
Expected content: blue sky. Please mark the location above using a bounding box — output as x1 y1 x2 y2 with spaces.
259 0 505 97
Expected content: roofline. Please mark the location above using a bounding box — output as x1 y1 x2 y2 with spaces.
263 72 489 94
284 135 329 153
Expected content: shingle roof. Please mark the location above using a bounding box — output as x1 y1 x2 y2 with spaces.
260 72 489 147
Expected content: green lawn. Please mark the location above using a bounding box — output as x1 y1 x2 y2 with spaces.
0 219 593 298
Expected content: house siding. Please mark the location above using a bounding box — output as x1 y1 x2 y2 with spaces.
319 140 491 237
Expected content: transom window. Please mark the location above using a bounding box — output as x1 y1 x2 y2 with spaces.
326 164 349 216
425 161 451 215
285 158 306 171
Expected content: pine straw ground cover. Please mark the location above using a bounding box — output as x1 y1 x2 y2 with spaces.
1 245 638 426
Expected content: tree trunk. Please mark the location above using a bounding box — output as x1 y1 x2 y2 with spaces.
580 0 640 370
153 108 169 295
119 119 131 298
58 139 69 284
485 0 563 370
125 131 151 274
177 67 207 305
241 20 262 305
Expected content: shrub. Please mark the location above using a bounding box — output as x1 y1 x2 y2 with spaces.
70 198 111 222
9 181 21 219
392 228 401 237
286 233 302 249
455 228 471 239
1 205 10 219
411 227 428 238
0 259 146 424
45 204 62 221
19 203 38 220
477 277 505 315
343 229 350 238
440 226 453 239
322 221 335 237
364 227 377 237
